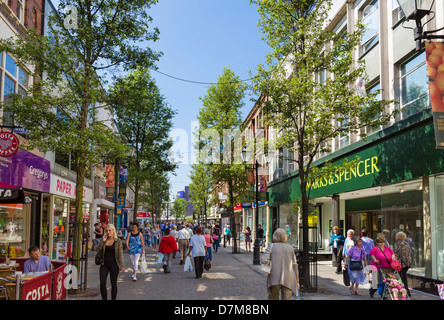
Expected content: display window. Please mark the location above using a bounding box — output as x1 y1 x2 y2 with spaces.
0 203 28 259
52 197 69 260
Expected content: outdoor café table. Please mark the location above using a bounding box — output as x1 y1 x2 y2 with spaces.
5 272 48 300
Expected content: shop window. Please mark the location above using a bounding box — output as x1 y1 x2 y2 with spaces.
400 52 428 119
434 176 444 280
0 203 28 259
279 204 299 248
53 198 69 260
381 182 424 277
360 0 379 56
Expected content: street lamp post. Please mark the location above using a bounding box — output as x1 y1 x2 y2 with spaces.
397 0 444 50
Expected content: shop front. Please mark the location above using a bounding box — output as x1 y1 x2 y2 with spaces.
267 110 444 292
48 174 93 262
0 148 51 260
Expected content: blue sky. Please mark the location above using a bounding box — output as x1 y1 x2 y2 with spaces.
146 0 270 197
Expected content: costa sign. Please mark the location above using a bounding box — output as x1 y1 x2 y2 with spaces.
0 132 19 157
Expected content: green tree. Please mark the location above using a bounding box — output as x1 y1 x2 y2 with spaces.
197 67 250 253
0 0 161 281
171 197 188 222
140 173 170 225
108 67 177 224
251 0 397 290
189 162 213 225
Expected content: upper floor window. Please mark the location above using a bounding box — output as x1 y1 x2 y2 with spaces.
360 0 379 56
400 52 428 119
392 0 405 25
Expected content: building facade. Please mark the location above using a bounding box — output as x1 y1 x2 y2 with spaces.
260 0 444 293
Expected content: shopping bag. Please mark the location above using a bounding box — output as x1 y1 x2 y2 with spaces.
140 255 148 273
155 253 164 264
343 269 350 287
260 261 272 274
184 256 193 272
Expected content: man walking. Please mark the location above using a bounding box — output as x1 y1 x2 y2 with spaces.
177 224 190 265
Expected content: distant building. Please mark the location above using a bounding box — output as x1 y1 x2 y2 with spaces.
177 186 194 216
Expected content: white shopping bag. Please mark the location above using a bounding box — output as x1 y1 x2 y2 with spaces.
140 255 148 273
155 253 164 264
184 256 193 272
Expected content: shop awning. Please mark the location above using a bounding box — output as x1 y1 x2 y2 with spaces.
0 182 26 204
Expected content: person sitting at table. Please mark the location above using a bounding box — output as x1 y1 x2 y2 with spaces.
24 246 52 273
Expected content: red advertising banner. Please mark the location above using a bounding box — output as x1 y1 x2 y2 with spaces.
52 264 67 300
22 271 52 300
106 164 115 199
426 42 444 148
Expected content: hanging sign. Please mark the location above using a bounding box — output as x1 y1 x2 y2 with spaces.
426 42 444 148
0 132 19 157
0 182 25 204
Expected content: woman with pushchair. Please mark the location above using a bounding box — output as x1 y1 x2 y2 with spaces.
368 236 399 298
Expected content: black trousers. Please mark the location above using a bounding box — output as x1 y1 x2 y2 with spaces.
100 262 119 300
333 247 343 272
194 256 205 278
400 266 411 296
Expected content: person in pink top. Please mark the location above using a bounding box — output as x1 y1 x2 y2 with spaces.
203 228 214 267
368 236 398 297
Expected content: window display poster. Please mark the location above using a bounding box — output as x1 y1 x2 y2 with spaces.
56 241 72 262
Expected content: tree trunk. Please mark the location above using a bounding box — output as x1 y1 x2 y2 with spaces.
300 174 311 291
72 157 87 293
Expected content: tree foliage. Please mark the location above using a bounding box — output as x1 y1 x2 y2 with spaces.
108 67 177 223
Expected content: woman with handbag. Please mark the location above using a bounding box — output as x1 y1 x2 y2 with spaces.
344 237 368 295
260 228 299 300
96 224 125 300
368 236 398 297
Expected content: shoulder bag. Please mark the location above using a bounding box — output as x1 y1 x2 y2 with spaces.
95 243 105 265
260 243 273 273
349 248 364 271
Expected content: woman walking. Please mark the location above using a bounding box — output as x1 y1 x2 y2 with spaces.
158 228 178 273
203 228 213 268
344 237 368 295
151 225 161 252
245 226 252 252
369 236 398 297
126 222 145 281
394 231 413 297
261 228 299 300
96 224 124 300
212 223 221 252
328 226 345 274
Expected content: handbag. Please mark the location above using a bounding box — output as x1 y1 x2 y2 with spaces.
343 269 350 286
390 259 402 272
260 244 273 274
155 253 164 264
95 248 103 265
349 249 364 270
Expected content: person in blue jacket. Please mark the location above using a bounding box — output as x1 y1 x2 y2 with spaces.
328 226 345 274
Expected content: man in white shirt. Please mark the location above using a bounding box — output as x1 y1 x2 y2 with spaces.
177 225 190 265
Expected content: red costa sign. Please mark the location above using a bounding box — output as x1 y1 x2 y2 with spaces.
0 132 20 157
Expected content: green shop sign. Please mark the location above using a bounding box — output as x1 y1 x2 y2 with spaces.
268 119 444 206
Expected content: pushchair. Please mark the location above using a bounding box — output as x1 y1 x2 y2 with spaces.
378 267 410 300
